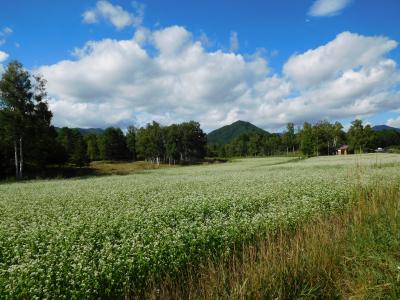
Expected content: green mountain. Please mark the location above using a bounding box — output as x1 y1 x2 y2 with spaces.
55 127 105 135
207 120 268 144
372 125 400 133
76 128 105 135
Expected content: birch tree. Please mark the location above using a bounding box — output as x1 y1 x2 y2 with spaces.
0 61 52 178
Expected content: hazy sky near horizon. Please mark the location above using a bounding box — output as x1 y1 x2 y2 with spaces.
0 0 400 131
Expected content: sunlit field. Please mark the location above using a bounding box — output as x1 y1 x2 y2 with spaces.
1 154 400 298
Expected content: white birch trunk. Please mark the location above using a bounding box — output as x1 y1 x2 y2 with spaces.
14 140 19 178
19 137 23 178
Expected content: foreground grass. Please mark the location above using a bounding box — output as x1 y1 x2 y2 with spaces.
145 182 400 299
90 158 230 176
89 160 176 175
19 159 222 180
0 161 171 181
1 155 399 298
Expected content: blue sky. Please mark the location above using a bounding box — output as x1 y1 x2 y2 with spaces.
0 0 400 131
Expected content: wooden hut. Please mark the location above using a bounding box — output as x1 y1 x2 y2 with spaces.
337 145 348 155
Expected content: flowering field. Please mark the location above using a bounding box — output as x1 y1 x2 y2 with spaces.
0 154 399 298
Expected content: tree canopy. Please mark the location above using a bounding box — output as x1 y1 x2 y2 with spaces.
0 61 59 178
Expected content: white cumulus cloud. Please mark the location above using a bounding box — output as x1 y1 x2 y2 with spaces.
386 116 400 128
309 0 352 17
82 0 144 30
0 51 9 62
37 28 400 131
283 32 397 88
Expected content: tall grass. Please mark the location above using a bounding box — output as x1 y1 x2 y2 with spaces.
142 183 400 299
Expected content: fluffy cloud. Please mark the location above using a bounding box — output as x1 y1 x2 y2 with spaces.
82 1 143 30
39 26 267 129
386 116 400 128
309 0 351 17
0 51 9 62
37 28 400 131
283 32 398 88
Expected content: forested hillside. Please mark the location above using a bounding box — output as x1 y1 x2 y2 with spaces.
372 125 400 133
207 121 400 157
207 120 268 144
55 127 105 136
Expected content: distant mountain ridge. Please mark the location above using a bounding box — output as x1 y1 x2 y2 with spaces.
372 125 400 133
207 120 268 144
55 127 105 135
54 124 400 140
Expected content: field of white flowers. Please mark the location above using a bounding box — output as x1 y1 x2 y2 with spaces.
1 154 399 298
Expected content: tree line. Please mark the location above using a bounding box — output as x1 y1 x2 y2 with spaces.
207 120 400 158
2 60 400 179
55 121 206 167
0 61 59 178
0 61 206 179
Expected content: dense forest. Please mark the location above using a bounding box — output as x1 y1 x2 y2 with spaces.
207 121 400 158
55 121 206 167
1 60 400 179
0 61 206 178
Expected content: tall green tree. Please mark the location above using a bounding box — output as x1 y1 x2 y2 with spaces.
136 122 164 164
333 122 345 148
101 127 129 161
266 134 282 156
126 126 137 161
283 122 296 155
179 121 207 162
248 133 263 156
347 119 372 153
363 124 375 151
0 124 12 177
0 61 54 178
313 121 334 155
299 122 314 157
136 121 206 164
85 133 100 161
164 124 181 164
57 128 88 166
